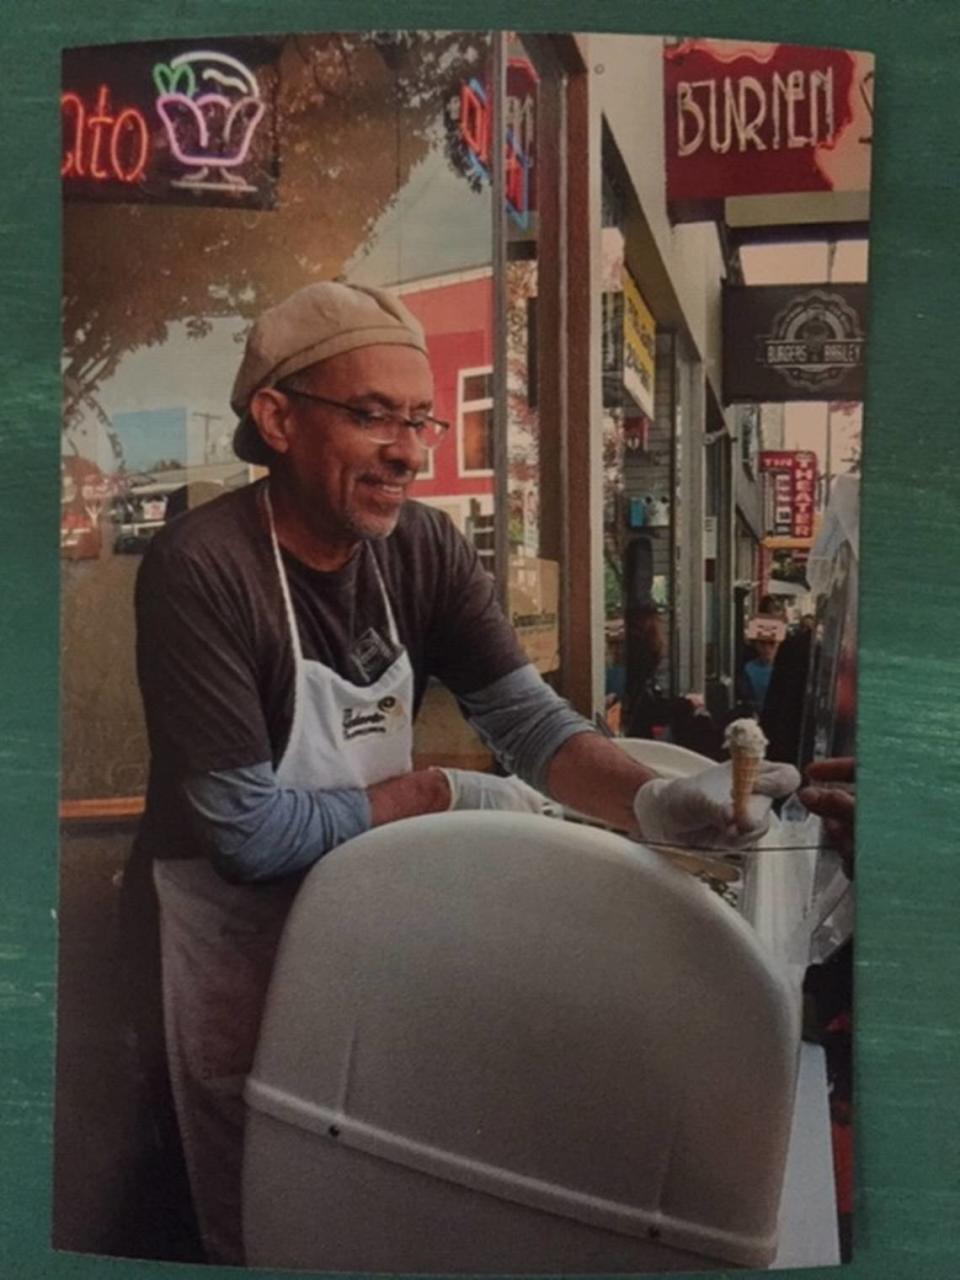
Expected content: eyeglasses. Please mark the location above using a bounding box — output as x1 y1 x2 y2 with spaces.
276 385 450 449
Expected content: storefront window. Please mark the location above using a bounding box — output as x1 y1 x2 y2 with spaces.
459 368 495 472
498 35 562 677
599 158 669 730
61 30 495 802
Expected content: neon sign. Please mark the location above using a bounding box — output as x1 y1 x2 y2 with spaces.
152 50 266 194
663 40 867 207
458 77 533 229
61 85 149 183
62 43 274 207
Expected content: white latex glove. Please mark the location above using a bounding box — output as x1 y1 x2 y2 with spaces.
435 768 548 814
632 761 801 853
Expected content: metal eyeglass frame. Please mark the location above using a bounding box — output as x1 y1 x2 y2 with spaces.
275 384 450 449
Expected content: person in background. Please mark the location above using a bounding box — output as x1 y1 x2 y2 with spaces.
603 624 627 733
735 595 786 716
737 635 781 717
612 607 721 756
621 603 669 738
665 693 724 760
761 619 815 765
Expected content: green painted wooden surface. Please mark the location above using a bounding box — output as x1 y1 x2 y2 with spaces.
2 1 958 1276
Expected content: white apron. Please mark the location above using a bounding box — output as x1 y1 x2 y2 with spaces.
153 483 414 1263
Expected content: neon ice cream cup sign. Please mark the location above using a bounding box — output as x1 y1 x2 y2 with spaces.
152 50 265 193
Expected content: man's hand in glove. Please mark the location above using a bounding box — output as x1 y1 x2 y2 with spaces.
436 768 548 814
632 760 801 853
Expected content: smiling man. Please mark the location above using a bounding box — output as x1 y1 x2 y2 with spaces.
254 343 434 561
126 282 798 1264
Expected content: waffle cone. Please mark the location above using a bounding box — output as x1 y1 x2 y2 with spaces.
731 751 763 826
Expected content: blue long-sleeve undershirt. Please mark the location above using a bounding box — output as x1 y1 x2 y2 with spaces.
181 765 371 883
181 662 594 883
455 664 593 792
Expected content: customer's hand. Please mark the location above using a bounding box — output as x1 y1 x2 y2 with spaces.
632 760 801 853
798 757 856 876
436 768 548 814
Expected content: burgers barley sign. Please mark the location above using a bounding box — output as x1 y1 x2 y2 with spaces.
723 283 868 404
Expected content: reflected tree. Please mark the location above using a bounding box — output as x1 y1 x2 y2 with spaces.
60 30 491 801
62 31 490 429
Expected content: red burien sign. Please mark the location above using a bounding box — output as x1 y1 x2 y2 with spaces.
663 38 873 208
760 450 818 540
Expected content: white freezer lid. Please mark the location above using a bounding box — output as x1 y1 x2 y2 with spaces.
247 812 798 1269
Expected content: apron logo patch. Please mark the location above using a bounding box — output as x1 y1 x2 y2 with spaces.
342 707 387 740
342 697 407 741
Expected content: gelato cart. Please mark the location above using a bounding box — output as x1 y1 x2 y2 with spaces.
242 807 834 1272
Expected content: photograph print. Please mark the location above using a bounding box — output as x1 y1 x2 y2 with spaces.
57 27 871 1272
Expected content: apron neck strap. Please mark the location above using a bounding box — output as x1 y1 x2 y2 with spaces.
263 482 304 665
262 481 400 654
369 555 400 647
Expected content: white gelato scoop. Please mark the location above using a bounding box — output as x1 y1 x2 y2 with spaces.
724 717 768 758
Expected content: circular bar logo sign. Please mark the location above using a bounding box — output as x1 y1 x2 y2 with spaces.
757 289 865 391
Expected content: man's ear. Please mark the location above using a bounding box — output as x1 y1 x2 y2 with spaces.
249 388 293 456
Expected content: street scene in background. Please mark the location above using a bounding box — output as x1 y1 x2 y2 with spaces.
59 30 871 1272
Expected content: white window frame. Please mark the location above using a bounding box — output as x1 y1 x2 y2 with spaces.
457 365 495 478
418 430 436 480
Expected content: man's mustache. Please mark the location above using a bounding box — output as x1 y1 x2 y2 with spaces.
362 461 419 483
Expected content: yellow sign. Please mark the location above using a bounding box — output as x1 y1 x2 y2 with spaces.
622 268 656 419
762 533 817 551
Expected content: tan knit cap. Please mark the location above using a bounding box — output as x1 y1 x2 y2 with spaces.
231 281 428 464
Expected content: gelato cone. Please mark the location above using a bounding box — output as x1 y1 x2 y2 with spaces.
724 718 768 828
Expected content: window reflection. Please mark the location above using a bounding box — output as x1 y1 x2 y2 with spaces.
459 368 495 473
61 30 495 799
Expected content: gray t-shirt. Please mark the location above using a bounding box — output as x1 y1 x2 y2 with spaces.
134 483 528 859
